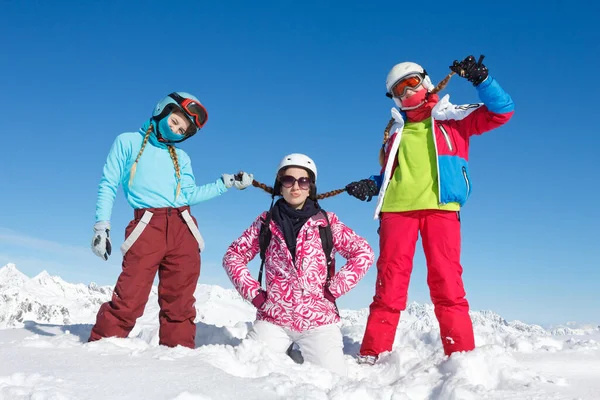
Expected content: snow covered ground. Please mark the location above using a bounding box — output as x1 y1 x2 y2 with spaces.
1 263 598 400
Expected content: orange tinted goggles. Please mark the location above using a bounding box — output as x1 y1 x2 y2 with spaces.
390 74 424 98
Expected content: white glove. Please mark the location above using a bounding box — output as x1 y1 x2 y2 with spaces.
222 172 253 190
233 172 253 190
91 221 112 261
222 173 236 189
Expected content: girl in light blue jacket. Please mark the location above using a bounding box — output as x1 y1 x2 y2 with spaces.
89 92 252 348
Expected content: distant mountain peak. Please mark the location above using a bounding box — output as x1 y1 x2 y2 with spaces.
0 263 114 328
0 264 596 338
0 263 29 287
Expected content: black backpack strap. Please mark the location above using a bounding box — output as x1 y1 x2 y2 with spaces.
257 211 272 287
319 210 335 283
319 210 338 315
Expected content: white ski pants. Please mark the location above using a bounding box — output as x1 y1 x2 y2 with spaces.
247 320 347 376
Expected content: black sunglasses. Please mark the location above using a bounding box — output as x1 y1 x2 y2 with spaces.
280 175 311 190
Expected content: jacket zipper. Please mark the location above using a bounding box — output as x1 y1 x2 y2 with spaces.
438 123 453 152
376 120 403 216
300 230 309 273
431 117 443 205
462 166 470 198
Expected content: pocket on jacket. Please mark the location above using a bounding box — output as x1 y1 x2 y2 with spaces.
437 123 454 153
462 166 472 201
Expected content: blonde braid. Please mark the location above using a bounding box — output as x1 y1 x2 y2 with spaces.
379 117 396 167
431 72 455 94
129 125 152 187
167 145 181 200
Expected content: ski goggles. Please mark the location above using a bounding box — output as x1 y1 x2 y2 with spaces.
168 93 208 131
390 73 424 98
280 175 311 190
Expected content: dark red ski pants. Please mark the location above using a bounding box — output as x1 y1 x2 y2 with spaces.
89 206 201 348
360 210 475 357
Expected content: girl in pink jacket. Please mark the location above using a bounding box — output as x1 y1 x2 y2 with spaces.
222 154 374 376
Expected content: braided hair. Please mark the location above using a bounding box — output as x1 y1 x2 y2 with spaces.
128 123 182 201
252 167 346 202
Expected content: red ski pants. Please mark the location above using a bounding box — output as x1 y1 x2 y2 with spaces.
89 206 201 348
360 210 474 357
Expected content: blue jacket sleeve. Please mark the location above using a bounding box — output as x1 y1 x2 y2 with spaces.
369 174 382 193
179 154 228 205
457 76 515 137
476 76 515 114
95 135 129 222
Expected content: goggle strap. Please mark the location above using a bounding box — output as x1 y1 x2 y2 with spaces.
168 92 186 104
169 93 207 128
164 93 206 131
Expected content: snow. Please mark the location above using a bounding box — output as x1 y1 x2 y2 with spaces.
0 263 598 399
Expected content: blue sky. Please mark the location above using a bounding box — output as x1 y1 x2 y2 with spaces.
1 0 598 327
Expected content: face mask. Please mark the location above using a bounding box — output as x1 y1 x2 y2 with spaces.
399 87 428 110
157 112 186 143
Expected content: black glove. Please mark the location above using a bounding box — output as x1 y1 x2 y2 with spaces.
450 55 488 86
346 179 379 202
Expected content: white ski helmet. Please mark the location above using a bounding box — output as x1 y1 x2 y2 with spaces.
385 61 434 96
277 153 317 181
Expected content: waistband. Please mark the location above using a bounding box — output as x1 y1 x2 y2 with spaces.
134 205 190 219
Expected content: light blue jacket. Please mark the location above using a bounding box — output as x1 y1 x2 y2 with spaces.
95 123 227 222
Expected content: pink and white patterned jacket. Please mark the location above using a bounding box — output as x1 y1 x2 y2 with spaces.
222 211 374 332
